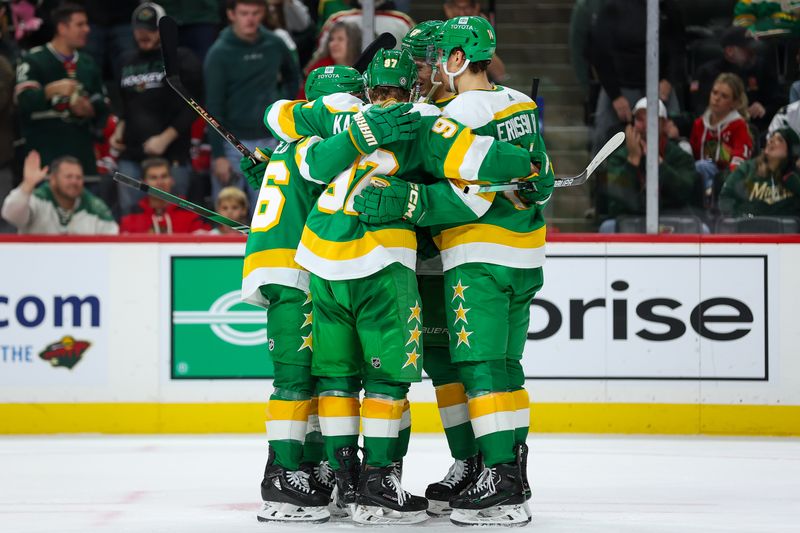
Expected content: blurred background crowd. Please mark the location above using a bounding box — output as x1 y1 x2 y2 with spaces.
1 0 800 235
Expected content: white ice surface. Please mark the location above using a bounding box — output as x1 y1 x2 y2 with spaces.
1 434 799 533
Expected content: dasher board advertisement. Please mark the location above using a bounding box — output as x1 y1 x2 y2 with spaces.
0 246 110 385
523 254 770 380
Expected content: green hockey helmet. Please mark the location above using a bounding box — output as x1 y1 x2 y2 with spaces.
434 15 496 63
305 65 365 101
401 20 443 63
363 48 418 92
434 16 495 92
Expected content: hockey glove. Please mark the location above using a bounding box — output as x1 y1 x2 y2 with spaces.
353 175 426 225
347 103 421 154
518 149 554 207
239 147 273 191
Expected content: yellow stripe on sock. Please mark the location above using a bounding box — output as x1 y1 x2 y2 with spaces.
362 397 405 420
435 383 469 409
468 392 515 420
318 396 360 417
511 389 530 410
267 399 311 422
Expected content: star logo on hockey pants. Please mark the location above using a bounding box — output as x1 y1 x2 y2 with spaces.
402 347 420 369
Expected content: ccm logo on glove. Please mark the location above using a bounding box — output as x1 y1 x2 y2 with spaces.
404 183 419 219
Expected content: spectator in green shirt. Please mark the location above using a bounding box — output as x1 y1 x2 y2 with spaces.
719 127 800 217
204 0 300 208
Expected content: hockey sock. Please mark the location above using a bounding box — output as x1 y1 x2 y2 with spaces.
435 382 478 460
507 359 530 445
425 345 477 460
393 399 411 461
301 396 324 464
267 390 312 471
362 380 409 468
317 376 361 471
267 363 316 470
457 359 516 467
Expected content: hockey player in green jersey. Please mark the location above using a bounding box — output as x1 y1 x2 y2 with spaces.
239 65 421 523
398 20 484 517
281 48 539 525
354 16 555 526
401 20 455 108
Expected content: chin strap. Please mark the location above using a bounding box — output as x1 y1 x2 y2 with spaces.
440 57 471 93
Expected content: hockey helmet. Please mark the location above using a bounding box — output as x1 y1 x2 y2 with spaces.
402 20 444 63
305 65 365 101
363 48 418 92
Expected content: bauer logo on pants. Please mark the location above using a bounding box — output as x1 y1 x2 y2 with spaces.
170 256 273 379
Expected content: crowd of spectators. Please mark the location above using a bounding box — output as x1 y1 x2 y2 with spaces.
578 0 800 232
4 0 800 235
0 0 416 235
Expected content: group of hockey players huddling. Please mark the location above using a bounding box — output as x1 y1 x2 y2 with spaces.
239 15 554 527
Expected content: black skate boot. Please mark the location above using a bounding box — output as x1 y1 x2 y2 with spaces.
331 446 360 516
514 443 531 501
257 449 330 523
449 462 530 527
305 460 348 518
352 465 429 524
424 454 482 516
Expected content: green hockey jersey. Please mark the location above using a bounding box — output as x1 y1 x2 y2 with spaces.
241 109 366 307
265 93 360 144
291 103 534 281
15 44 108 173
434 85 550 271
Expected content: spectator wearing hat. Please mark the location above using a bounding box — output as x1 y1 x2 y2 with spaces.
588 0 686 156
15 3 109 176
719 127 800 217
600 97 697 231
690 26 782 132
110 2 203 215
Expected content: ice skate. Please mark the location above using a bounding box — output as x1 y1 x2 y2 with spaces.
257 450 330 523
425 454 482 516
305 460 348 518
352 466 429 524
449 463 530 527
331 446 360 517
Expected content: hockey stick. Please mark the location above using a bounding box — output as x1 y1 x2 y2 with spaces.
158 16 265 166
353 32 397 73
113 173 250 234
464 131 625 194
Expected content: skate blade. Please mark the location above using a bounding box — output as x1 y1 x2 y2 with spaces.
450 503 531 527
426 498 452 517
352 504 429 525
256 501 330 523
329 485 355 518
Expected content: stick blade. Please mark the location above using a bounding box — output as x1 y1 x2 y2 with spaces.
113 172 147 192
353 32 397 73
587 131 625 176
158 15 180 78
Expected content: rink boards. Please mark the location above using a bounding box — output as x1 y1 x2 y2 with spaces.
1 234 799 435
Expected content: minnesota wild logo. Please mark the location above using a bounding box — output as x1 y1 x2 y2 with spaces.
39 336 91 370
